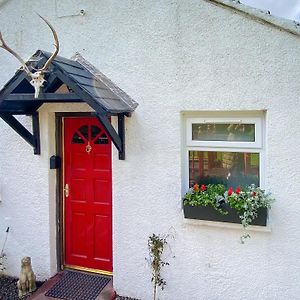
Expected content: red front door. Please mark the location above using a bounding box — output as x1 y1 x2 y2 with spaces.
63 117 112 273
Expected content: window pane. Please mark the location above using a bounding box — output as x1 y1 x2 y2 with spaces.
72 132 85 144
94 133 109 144
189 151 259 188
78 125 89 140
91 125 101 139
192 123 255 142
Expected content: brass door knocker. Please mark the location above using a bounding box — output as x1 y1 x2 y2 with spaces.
86 141 92 154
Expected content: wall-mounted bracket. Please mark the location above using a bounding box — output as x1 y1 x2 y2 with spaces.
0 112 40 154
96 113 125 160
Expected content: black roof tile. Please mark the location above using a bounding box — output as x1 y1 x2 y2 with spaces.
0 50 138 115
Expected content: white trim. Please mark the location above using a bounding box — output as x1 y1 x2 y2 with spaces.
186 148 265 189
182 112 265 195
187 146 261 153
186 117 262 148
182 216 271 232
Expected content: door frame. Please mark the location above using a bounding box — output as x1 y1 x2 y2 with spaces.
55 112 112 273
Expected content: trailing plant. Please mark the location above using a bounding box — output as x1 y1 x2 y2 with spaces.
0 227 9 276
147 233 171 300
183 184 274 243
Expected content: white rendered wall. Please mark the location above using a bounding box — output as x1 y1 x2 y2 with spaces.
0 0 299 299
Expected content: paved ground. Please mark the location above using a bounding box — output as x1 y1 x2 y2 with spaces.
0 274 140 300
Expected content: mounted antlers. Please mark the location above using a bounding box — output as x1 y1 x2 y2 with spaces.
0 14 59 98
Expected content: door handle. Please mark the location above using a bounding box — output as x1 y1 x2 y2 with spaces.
64 184 70 197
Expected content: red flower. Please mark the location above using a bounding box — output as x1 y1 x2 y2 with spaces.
235 186 241 195
252 191 256 197
193 184 199 192
201 184 206 192
228 187 233 196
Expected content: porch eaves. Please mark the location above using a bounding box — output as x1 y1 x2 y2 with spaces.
40 50 138 115
205 0 300 38
71 52 138 113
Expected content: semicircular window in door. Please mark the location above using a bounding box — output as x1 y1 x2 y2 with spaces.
72 124 109 145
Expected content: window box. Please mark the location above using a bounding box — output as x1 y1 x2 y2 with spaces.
183 204 268 226
182 113 273 241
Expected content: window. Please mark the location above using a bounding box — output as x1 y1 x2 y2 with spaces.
72 125 109 145
185 114 264 190
186 117 262 148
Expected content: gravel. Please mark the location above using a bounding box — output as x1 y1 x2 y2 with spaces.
0 276 44 300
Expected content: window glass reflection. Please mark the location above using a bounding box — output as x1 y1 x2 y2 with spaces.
192 123 255 142
189 151 259 188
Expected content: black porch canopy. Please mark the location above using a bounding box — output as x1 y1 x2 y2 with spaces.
0 50 138 159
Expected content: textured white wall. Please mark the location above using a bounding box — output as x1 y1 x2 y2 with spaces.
0 0 299 299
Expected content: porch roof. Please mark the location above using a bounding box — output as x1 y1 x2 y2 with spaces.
0 50 138 159
0 50 138 115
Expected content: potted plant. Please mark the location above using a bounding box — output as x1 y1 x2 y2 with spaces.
183 184 274 242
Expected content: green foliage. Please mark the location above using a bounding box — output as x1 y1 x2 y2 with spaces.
227 185 273 241
147 233 170 300
183 184 227 214
183 184 274 243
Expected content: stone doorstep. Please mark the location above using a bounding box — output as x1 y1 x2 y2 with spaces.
28 272 116 300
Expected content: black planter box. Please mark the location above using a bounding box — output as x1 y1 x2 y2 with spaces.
183 204 267 226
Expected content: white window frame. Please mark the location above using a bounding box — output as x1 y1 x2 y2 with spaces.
186 117 262 148
183 113 265 193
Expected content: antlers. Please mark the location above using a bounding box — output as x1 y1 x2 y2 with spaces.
0 14 59 98
0 31 31 74
0 14 59 74
36 14 59 72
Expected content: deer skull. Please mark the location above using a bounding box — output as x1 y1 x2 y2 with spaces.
0 14 59 98
30 71 46 98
